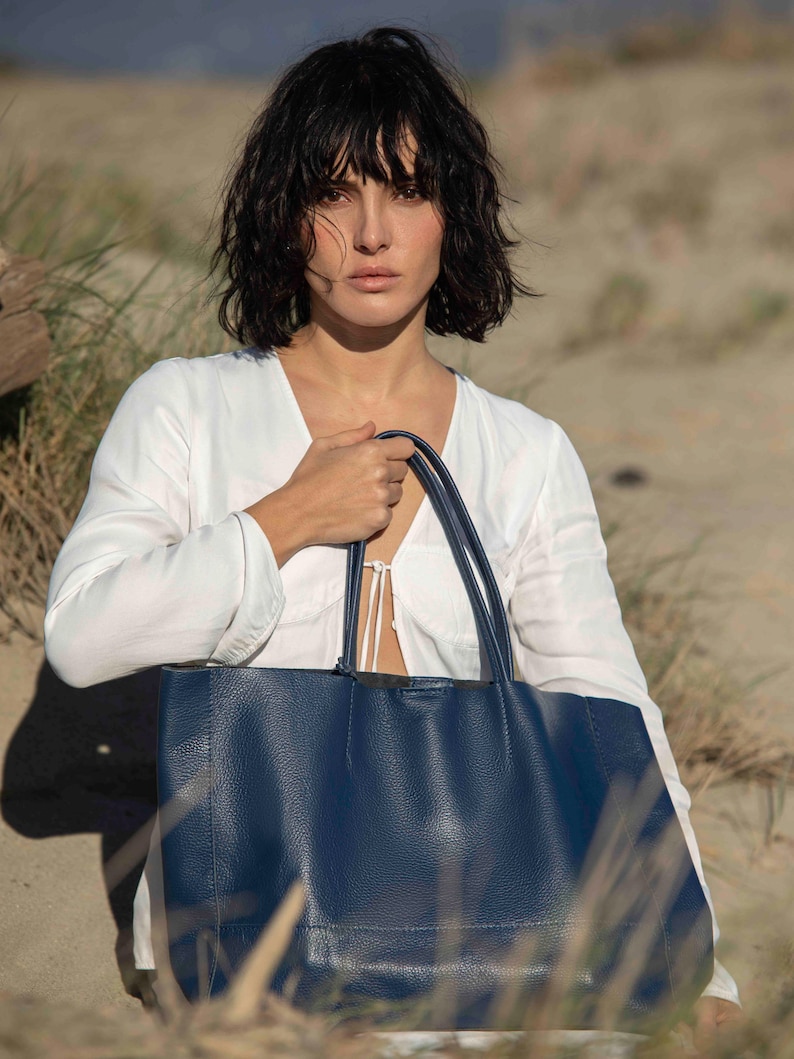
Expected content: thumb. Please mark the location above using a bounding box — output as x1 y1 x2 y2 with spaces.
322 421 377 449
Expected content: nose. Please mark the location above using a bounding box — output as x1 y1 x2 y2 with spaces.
353 188 391 255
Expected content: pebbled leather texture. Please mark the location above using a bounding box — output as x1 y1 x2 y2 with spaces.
157 434 713 1031
158 670 713 1029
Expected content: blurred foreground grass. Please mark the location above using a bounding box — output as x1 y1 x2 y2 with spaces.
1 876 793 1057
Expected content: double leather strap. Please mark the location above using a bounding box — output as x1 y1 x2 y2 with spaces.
340 431 514 683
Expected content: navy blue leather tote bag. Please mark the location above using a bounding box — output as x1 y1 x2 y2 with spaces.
157 432 713 1031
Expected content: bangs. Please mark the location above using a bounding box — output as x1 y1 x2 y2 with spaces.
297 55 441 199
325 118 422 189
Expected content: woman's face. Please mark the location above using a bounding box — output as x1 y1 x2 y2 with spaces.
303 151 444 335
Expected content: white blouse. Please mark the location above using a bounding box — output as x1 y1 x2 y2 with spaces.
43 349 739 1004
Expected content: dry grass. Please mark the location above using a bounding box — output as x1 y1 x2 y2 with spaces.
0 869 792 1057
0 883 374 1059
518 3 794 92
0 161 224 636
0 157 195 263
610 544 793 793
485 22 794 368
0 276 218 636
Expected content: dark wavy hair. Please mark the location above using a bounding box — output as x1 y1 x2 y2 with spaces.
211 26 535 348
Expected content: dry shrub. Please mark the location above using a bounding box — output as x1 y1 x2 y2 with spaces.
763 214 794 253
528 43 613 91
0 156 194 263
0 163 220 636
704 2 794 63
611 19 712 65
506 118 664 215
0 883 377 1059
654 285 793 362
545 136 616 215
700 286 792 357
0 847 716 1056
0 274 145 633
0 260 214 636
565 272 653 353
522 4 794 93
0 992 377 1059
589 273 651 341
609 5 794 67
610 544 793 792
629 161 715 233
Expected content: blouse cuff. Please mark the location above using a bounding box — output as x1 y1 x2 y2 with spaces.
701 958 741 1007
211 512 286 665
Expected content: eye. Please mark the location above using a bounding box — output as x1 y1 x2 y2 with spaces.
317 188 347 206
396 184 425 202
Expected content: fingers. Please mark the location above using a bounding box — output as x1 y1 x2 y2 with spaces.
321 421 377 450
692 997 743 1053
716 1000 743 1027
291 425 414 544
317 425 415 461
387 459 410 484
379 435 416 460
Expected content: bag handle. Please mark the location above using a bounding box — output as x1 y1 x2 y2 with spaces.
339 431 514 684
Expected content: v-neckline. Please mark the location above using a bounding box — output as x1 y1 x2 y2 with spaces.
271 352 464 567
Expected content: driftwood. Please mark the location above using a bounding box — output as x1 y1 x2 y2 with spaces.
0 243 51 398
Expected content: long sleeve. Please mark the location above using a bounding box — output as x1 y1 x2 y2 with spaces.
44 358 286 688
508 421 740 1006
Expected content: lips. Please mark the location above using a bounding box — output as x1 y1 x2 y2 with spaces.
347 268 400 292
349 267 398 278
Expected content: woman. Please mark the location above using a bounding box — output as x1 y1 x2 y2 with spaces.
44 26 740 1045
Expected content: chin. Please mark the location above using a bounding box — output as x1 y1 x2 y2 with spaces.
327 294 430 331
347 310 415 329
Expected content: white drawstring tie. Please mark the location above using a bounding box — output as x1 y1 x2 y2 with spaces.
361 560 391 672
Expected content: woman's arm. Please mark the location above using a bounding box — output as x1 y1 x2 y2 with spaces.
44 359 286 687
44 357 416 688
508 421 740 1008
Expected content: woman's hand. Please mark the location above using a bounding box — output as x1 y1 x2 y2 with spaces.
245 421 415 566
691 997 743 1052
670 998 743 1056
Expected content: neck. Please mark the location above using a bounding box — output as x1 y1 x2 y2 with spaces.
279 298 441 403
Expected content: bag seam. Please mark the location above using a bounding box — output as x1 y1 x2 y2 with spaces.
207 672 222 995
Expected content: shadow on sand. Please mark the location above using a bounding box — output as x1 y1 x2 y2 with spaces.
1 660 160 996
